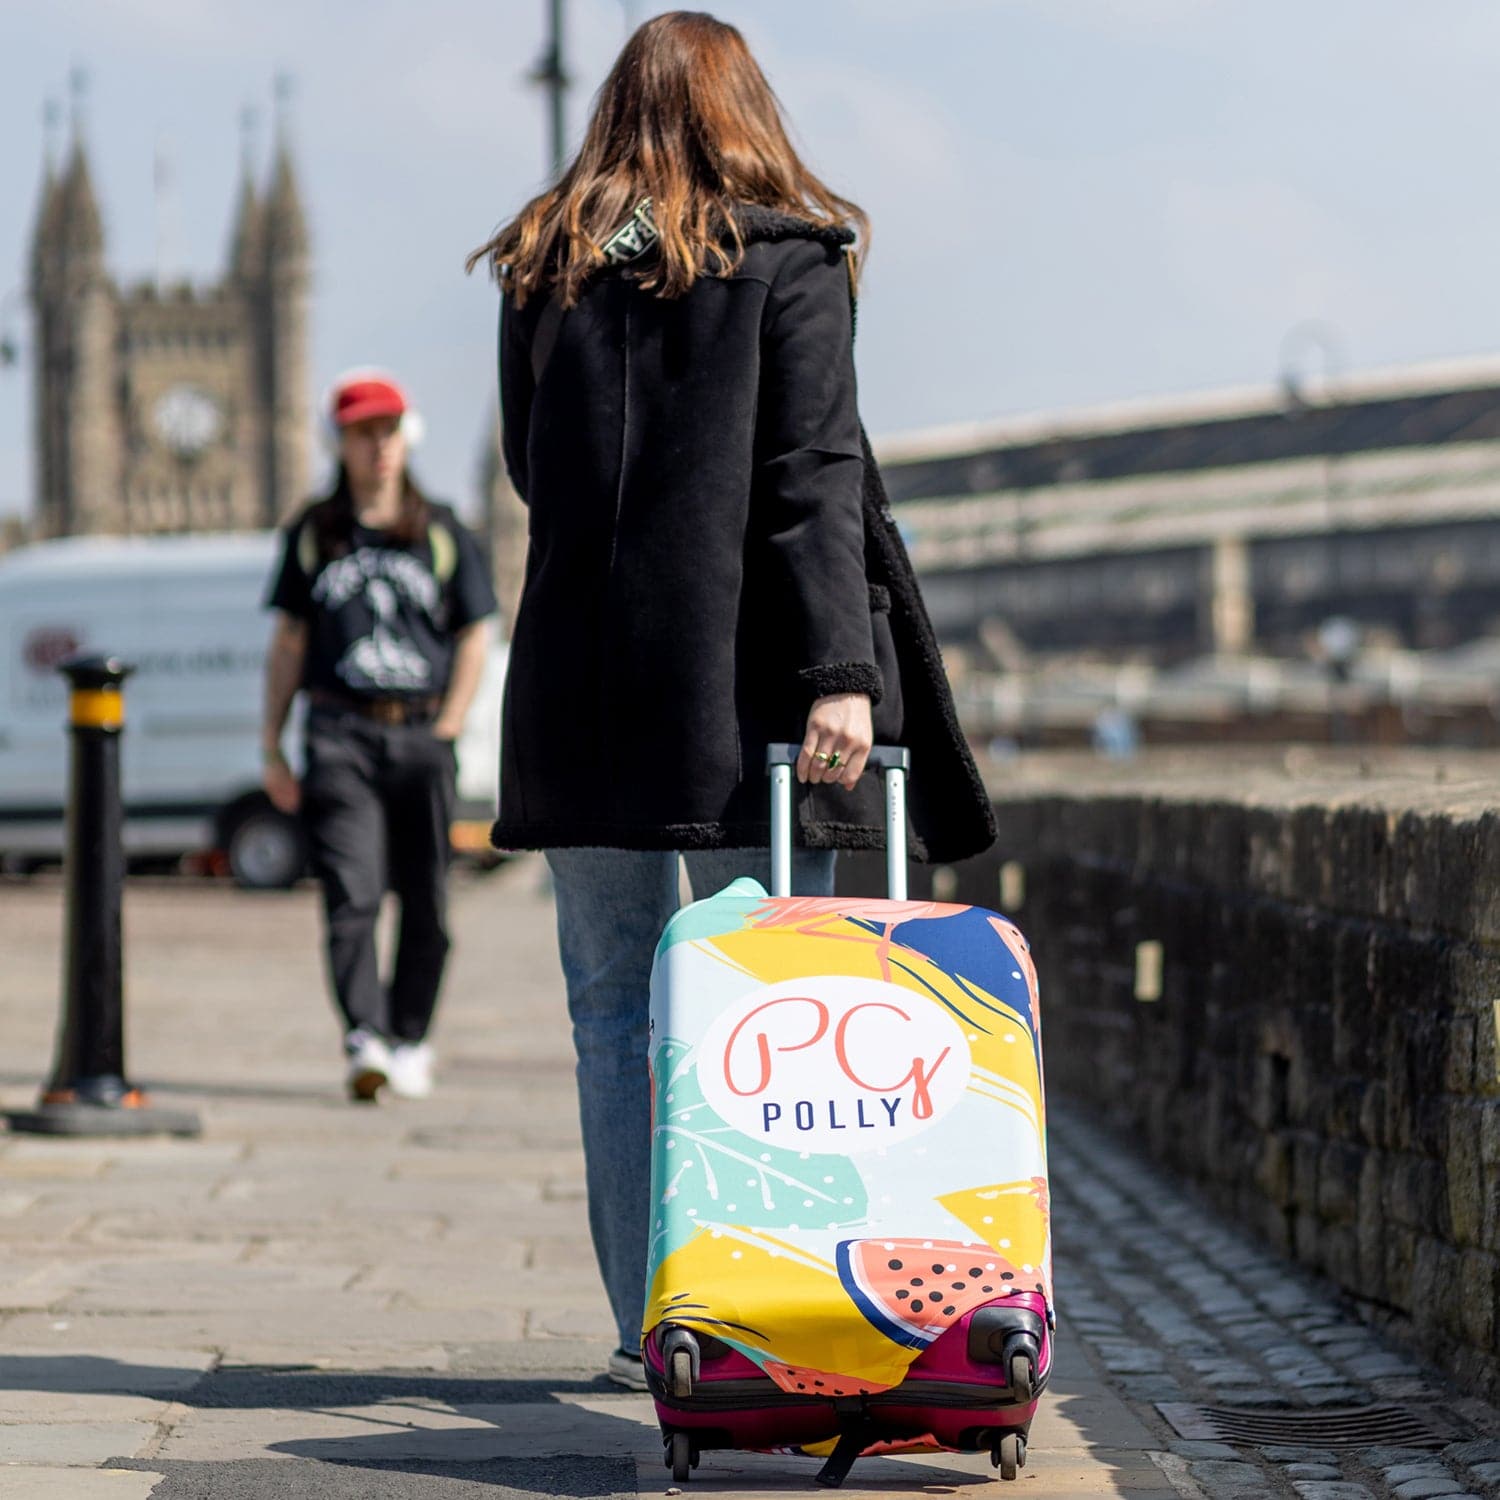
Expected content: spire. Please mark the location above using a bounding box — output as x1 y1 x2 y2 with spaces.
49 69 104 267
29 102 63 295
262 74 308 266
68 63 88 143
263 144 308 261
227 106 264 277
228 170 264 277
43 96 63 175
54 138 105 263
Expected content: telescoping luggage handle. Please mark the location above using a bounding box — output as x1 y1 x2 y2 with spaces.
765 743 911 902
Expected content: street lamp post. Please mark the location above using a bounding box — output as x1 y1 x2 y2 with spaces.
531 0 569 181
1278 319 1348 541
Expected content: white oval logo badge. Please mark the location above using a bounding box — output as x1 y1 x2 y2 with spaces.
697 974 971 1154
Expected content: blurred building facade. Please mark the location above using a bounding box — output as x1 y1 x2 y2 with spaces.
879 359 1500 747
28 120 310 539
880 358 1500 666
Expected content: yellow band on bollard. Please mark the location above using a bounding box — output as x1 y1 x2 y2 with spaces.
70 689 125 729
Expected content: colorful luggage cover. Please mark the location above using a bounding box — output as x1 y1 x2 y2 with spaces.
644 880 1050 1400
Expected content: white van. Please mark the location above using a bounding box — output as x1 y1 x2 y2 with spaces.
0 533 506 888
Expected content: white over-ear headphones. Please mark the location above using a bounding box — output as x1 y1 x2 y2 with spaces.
320 367 427 452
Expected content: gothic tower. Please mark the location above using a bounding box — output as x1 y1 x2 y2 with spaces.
257 129 311 529
30 133 120 537
26 94 312 538
27 139 61 534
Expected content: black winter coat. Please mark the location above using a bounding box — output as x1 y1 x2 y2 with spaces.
492 208 994 863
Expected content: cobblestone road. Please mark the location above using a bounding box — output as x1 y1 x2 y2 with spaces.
0 862 1497 1497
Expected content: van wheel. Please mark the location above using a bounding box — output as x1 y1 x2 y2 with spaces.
226 807 306 890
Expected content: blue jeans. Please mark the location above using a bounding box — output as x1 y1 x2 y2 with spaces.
546 846 837 1353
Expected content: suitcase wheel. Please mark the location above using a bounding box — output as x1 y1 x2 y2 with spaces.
666 1430 697 1483
991 1432 1025 1481
1009 1351 1035 1404
670 1346 694 1399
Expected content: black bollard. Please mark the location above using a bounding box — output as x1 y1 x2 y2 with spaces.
6 656 200 1138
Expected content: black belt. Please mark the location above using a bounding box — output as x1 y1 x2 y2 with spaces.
309 690 442 726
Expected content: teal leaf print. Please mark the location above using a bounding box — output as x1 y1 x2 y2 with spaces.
649 1038 869 1268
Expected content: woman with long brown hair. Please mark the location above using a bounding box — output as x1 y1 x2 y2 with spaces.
473 12 993 1387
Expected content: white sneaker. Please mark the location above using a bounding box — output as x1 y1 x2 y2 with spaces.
387 1042 435 1100
607 1348 649 1391
345 1028 392 1103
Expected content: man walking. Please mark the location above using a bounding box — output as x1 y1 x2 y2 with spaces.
261 371 498 1101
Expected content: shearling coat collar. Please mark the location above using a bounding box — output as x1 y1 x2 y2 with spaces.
728 205 856 251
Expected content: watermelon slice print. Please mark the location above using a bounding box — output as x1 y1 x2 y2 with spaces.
763 1360 885 1398
836 1238 1027 1349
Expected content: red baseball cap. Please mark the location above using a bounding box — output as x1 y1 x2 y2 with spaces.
330 372 408 427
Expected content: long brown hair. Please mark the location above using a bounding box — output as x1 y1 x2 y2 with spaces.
311 465 431 558
467 11 867 307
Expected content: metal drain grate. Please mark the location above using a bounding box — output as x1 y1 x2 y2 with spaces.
1157 1402 1472 1450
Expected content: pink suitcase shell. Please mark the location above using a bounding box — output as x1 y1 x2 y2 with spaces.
642 746 1053 1487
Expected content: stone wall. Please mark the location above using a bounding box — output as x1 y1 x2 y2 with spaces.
850 750 1500 1402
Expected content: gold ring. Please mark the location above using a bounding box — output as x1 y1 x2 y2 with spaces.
827 751 842 770
812 751 831 764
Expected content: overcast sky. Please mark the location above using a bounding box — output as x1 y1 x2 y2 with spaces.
4 0 1500 522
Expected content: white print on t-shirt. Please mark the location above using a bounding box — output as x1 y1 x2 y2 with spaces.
312 548 440 616
310 549 440 694
335 576 432 692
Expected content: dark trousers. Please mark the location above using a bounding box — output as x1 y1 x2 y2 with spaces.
301 708 456 1044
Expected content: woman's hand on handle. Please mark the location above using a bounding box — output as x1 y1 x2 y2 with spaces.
799 694 873 790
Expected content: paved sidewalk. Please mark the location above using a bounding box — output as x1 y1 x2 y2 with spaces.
1 862 1497 1498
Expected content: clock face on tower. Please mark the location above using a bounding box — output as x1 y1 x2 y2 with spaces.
151 385 224 458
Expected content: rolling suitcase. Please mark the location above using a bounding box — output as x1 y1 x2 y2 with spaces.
643 743 1053 1488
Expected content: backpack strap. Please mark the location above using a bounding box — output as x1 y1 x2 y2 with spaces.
295 515 320 578
294 510 457 589
427 519 457 588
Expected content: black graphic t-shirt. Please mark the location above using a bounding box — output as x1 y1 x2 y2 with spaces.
266 501 498 700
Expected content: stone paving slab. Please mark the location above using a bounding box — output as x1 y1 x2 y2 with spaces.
2 865 1499 1498
0 1347 215 1426
0 1391 175 1422
0 1417 160 1462
0 1471 166 1499
0 1308 530 1360
116 1456 637 1497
